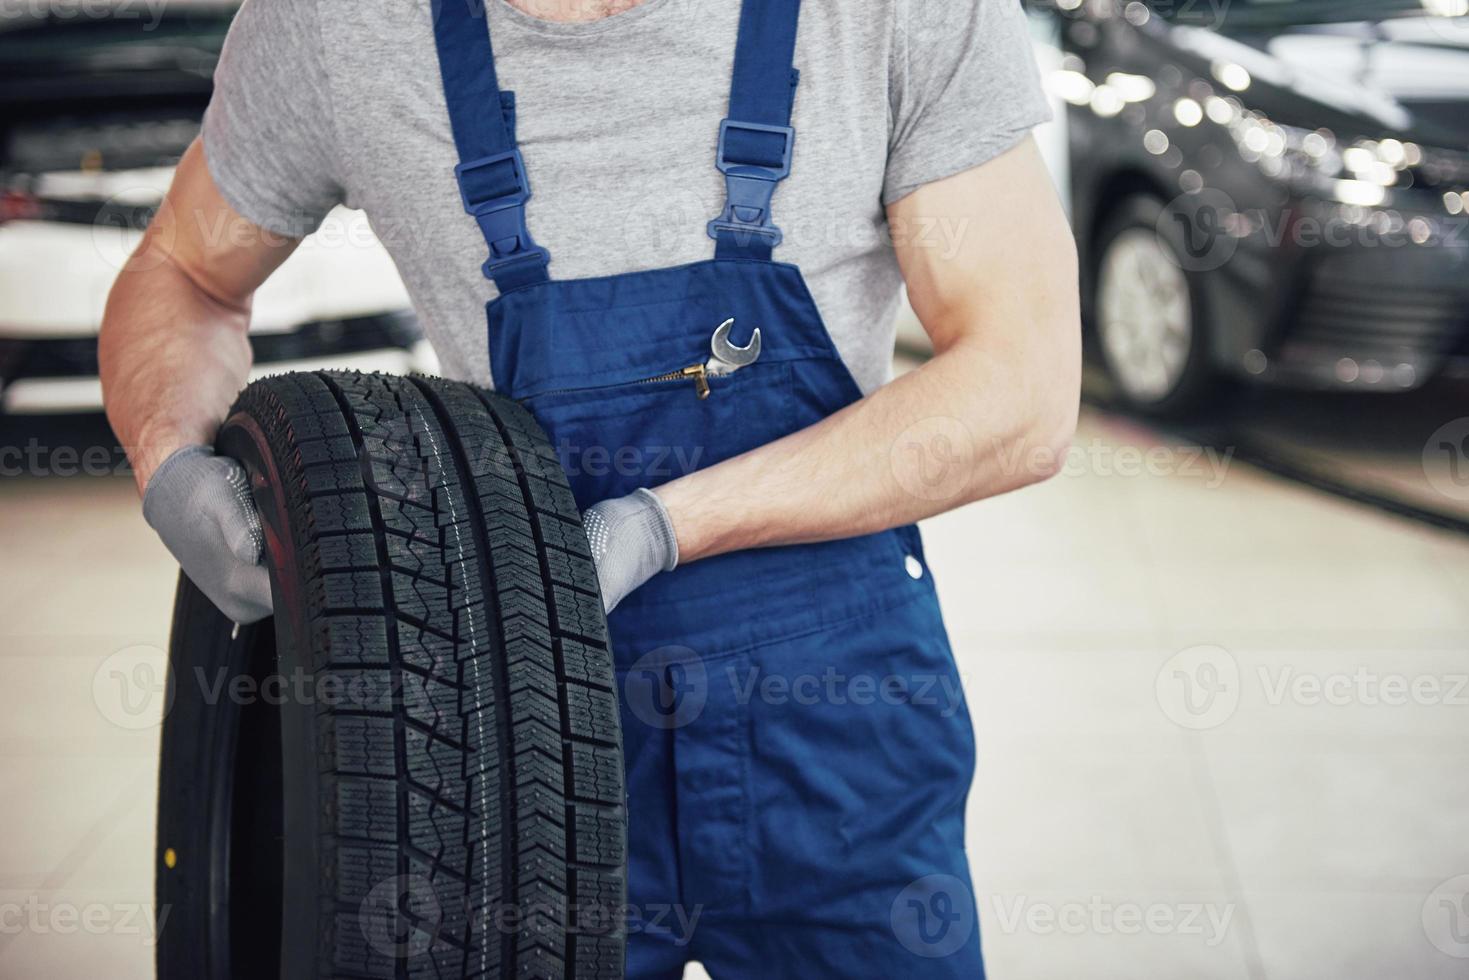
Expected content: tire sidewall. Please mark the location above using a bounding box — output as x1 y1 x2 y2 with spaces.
155 575 247 980
218 413 325 980
158 414 332 980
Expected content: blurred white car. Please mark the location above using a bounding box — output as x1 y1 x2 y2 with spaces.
0 2 432 414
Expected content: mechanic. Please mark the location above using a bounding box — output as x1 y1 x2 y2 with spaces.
99 0 1079 974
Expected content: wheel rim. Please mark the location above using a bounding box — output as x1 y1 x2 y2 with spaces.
1097 227 1194 403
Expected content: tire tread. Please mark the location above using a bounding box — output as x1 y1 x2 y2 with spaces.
226 370 624 980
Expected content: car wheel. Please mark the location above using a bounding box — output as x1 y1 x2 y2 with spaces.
1095 194 1216 416
156 371 625 980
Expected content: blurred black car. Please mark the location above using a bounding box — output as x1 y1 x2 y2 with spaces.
0 1 427 414
1044 0 1469 414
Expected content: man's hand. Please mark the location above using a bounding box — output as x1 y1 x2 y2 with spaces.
654 136 1081 563
582 489 679 612
100 140 301 614
144 446 273 624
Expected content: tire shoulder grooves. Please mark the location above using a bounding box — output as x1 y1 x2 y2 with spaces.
315 370 412 980
270 371 346 978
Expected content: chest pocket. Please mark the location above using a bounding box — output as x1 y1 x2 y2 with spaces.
521 359 796 511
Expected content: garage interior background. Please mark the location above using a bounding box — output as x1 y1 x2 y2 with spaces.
2 1 1468 978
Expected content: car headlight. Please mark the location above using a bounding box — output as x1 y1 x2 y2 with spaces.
1222 110 1469 212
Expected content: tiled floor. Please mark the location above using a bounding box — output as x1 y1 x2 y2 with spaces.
2 405 1467 979
0 472 174 979
924 411 1469 980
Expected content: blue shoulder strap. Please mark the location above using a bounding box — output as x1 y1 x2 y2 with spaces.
708 0 803 262
430 0 550 291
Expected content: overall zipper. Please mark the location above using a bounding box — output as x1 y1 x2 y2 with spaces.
526 320 760 403
640 363 711 400
531 362 717 402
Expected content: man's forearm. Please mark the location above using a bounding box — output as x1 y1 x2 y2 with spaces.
655 139 1082 568
99 249 254 495
656 330 1079 564
100 139 302 495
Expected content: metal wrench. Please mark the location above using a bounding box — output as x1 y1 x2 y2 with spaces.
704 318 762 377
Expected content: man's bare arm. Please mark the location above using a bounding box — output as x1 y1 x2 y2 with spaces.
100 138 301 493
656 137 1081 563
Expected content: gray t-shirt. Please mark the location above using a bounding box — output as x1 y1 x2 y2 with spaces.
203 0 1050 394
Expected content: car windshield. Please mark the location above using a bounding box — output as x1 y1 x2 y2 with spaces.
1158 0 1456 28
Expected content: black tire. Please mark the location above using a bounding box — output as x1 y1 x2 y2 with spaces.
1093 193 1218 418
156 371 626 980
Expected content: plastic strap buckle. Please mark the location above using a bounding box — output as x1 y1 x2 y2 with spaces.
453 149 549 280
706 119 795 249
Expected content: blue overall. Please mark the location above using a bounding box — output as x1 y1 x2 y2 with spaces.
432 1 984 975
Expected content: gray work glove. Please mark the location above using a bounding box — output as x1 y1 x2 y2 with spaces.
582 488 679 613
144 446 273 624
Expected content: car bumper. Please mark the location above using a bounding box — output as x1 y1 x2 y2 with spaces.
0 191 431 413
1211 203 1469 392
1271 250 1469 390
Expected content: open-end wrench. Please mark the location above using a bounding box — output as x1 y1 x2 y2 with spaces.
652 318 763 400
705 318 762 377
